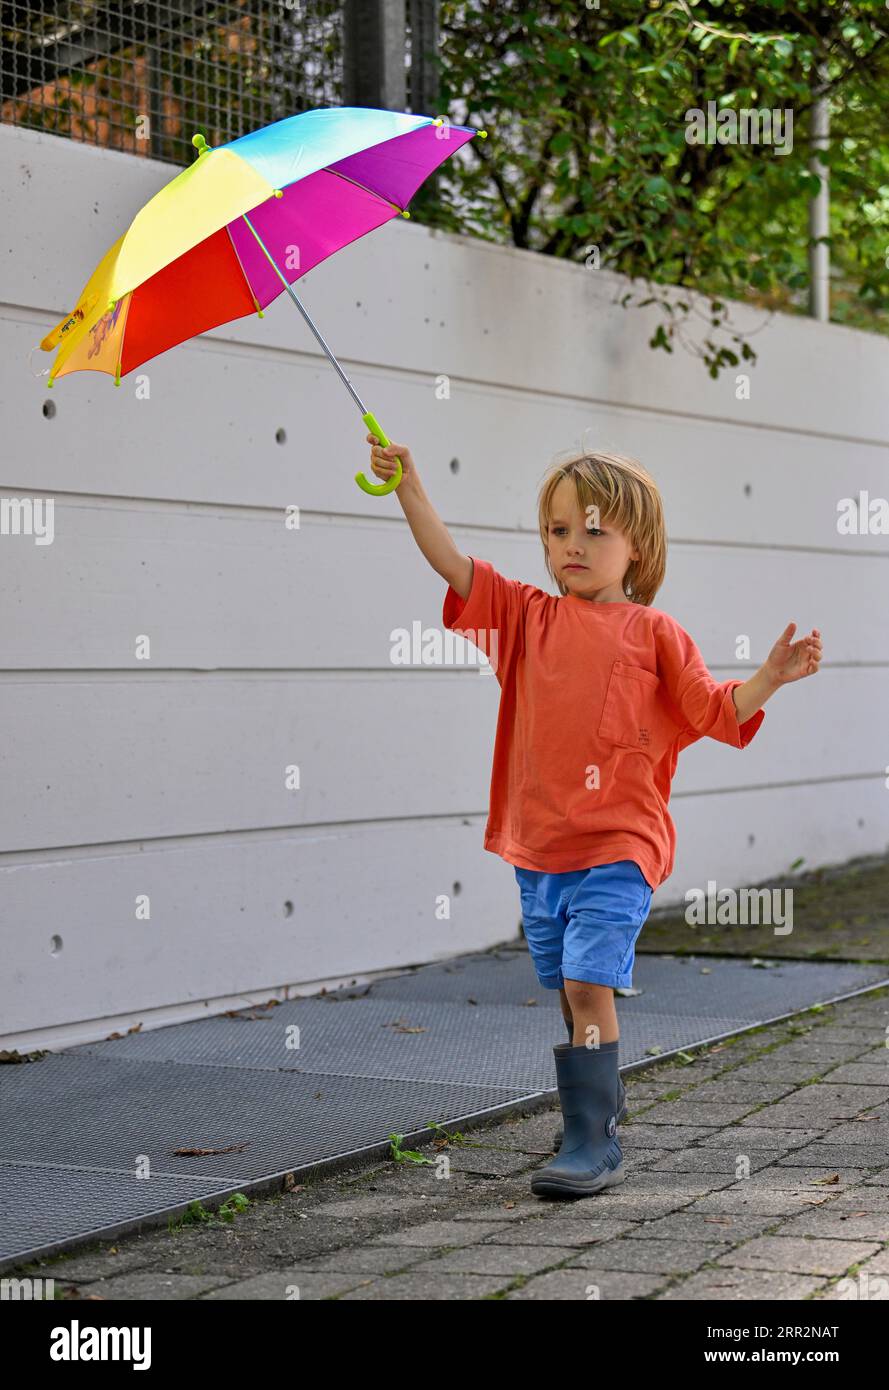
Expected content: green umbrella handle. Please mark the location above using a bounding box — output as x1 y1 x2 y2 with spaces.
356 412 403 495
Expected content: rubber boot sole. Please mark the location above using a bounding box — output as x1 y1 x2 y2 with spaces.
531 1163 626 1198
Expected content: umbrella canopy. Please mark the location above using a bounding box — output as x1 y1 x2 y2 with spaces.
41 107 480 386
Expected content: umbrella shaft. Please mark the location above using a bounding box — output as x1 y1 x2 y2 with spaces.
241 213 367 416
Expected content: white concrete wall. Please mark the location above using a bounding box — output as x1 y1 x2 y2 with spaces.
2 122 887 1049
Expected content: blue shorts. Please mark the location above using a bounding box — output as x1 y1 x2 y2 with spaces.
514 860 653 991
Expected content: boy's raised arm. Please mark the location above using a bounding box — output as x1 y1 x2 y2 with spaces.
366 434 473 600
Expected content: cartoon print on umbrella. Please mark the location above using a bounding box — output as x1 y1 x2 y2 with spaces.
87 299 124 359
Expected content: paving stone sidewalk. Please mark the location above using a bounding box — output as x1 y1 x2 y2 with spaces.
15 989 889 1301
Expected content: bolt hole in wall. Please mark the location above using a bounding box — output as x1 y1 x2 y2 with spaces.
276 427 287 445
43 400 56 419
50 936 63 956
452 881 461 895
449 458 459 474
283 901 294 917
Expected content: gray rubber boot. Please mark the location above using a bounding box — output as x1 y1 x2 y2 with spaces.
532 1041 625 1199
552 1017 626 1149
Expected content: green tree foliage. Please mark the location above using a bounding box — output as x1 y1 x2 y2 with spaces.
421 0 889 375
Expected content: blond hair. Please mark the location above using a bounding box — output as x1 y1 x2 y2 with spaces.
537 450 667 607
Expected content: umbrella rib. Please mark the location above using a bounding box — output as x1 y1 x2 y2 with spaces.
224 224 264 315
113 295 129 386
321 167 407 216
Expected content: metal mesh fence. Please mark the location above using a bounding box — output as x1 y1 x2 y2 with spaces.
1 0 344 166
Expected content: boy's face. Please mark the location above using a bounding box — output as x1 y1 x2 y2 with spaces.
546 478 639 603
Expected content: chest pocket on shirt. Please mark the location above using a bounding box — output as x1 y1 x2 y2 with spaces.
598 660 665 752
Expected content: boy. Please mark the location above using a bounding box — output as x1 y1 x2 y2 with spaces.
367 433 822 1199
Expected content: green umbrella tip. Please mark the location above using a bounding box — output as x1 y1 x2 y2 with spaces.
192 133 210 157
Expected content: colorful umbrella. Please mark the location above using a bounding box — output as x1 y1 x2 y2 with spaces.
39 107 486 495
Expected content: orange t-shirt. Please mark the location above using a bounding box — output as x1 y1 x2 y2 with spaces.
442 556 765 890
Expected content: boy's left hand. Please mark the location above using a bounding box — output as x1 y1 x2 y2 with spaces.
764 623 822 685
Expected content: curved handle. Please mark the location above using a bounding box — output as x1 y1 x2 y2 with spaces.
355 411 403 495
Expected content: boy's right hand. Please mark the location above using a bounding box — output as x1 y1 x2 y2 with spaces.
366 433 415 487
